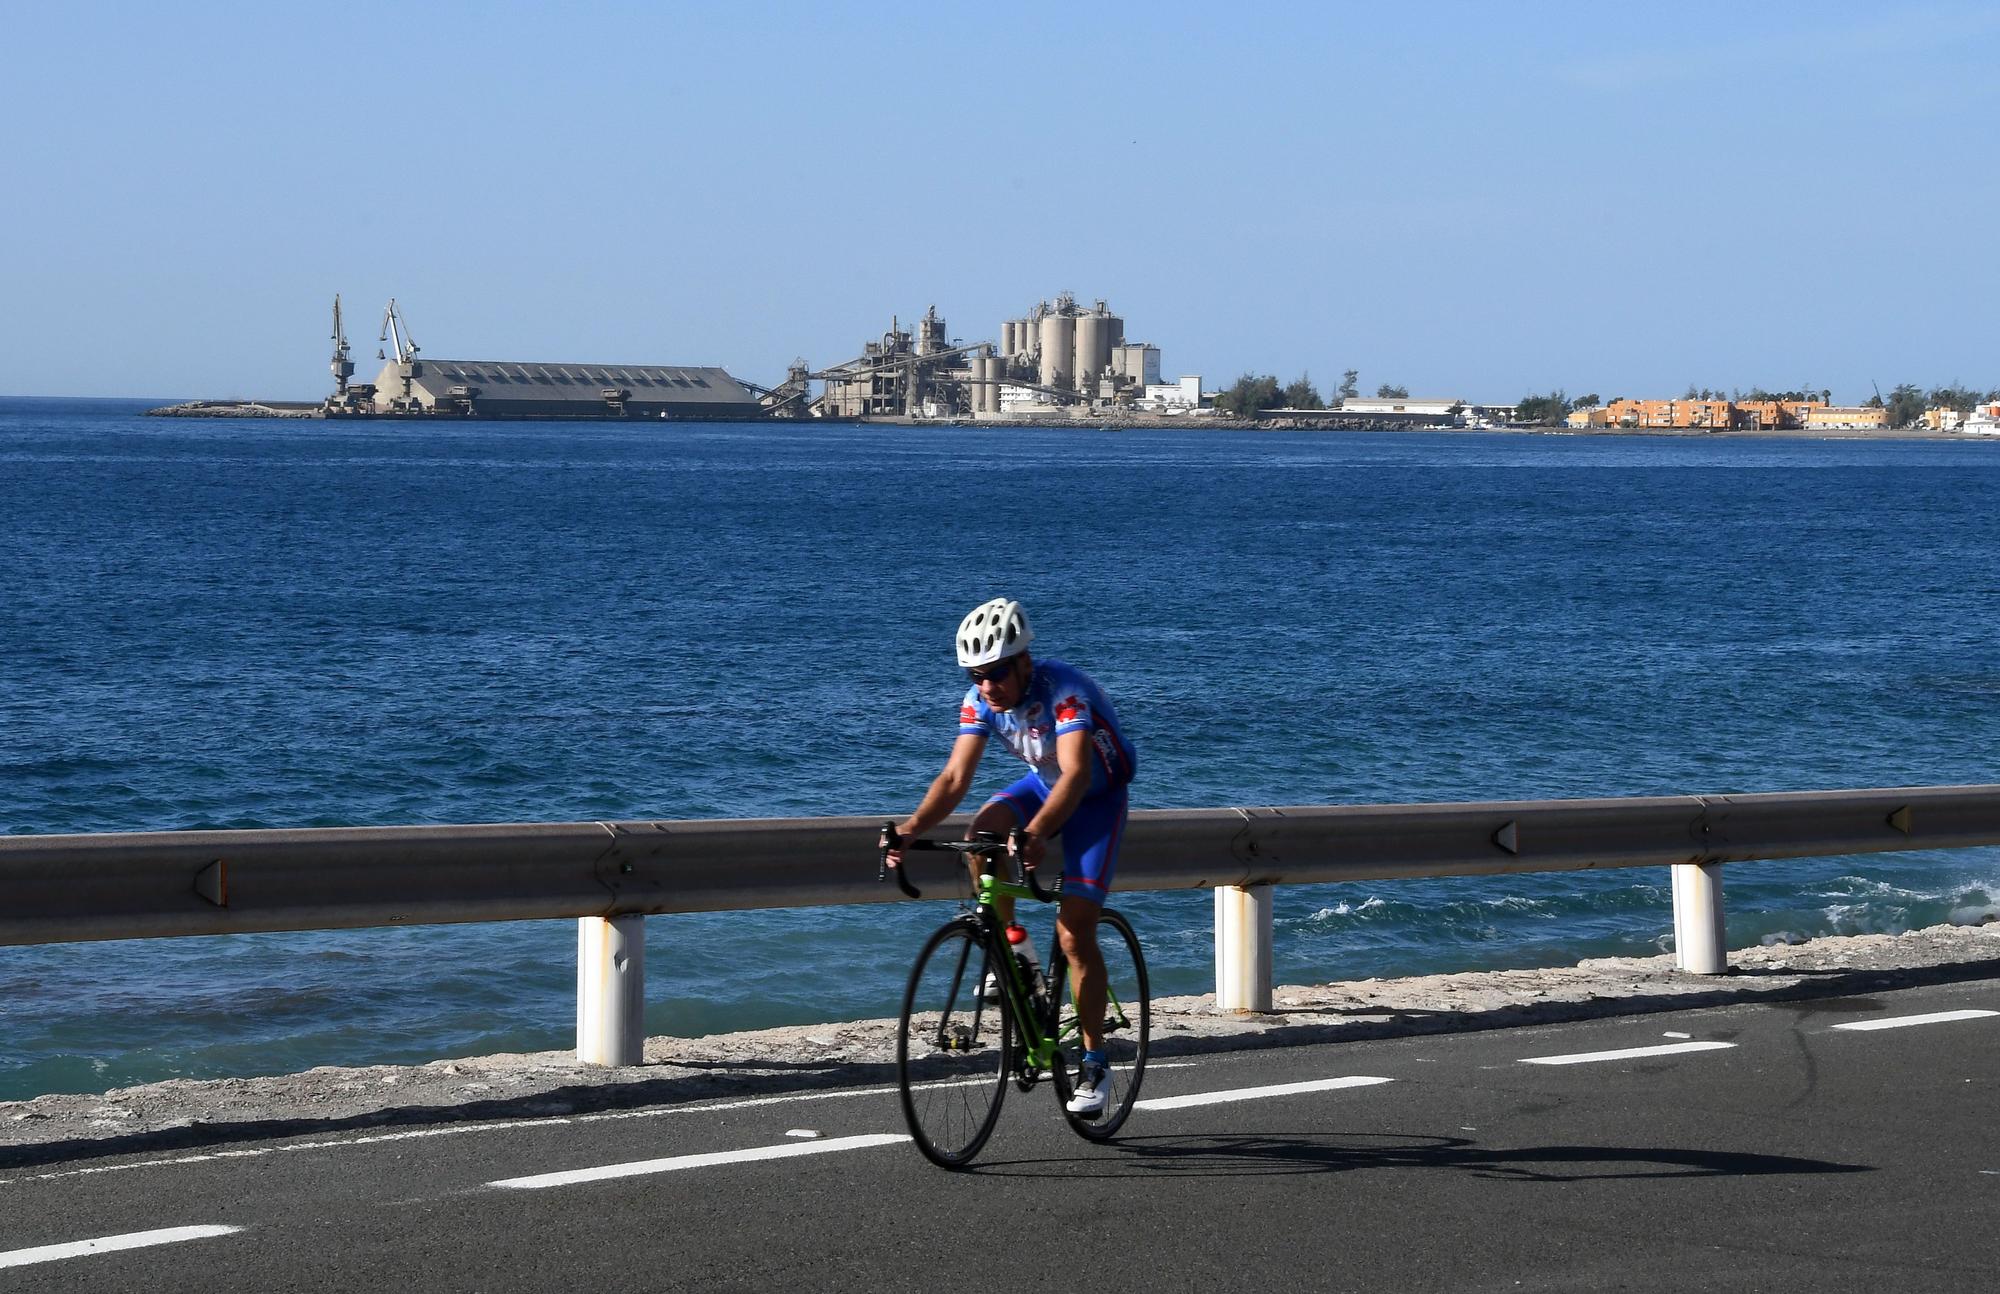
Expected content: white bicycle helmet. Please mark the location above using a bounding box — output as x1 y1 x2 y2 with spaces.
956 597 1034 667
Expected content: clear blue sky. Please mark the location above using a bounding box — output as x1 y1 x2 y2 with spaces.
3 1 1995 402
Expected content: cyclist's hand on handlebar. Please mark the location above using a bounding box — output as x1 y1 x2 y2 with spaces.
877 820 924 898
1016 828 1048 873
885 819 920 869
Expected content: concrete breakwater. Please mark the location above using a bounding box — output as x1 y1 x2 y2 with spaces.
4 923 1994 1165
145 400 321 418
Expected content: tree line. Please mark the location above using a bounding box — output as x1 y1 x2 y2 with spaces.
1213 369 1407 417
1868 383 1998 428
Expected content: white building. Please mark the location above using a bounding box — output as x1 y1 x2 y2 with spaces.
998 383 1053 414
1140 375 1203 413
1332 396 1515 426
1336 397 1460 417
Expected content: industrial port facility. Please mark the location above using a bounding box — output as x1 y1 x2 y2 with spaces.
147 294 1995 435
291 293 1204 423
323 299 775 421
814 292 1200 420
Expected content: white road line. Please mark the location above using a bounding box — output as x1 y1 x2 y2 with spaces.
489 1133 911 1190
0 1225 242 1270
1135 1075 1393 1111
1830 1009 2000 1032
0 1062 1203 1190
1520 1041 1735 1066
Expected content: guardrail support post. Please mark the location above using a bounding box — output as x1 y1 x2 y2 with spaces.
1670 863 1727 974
577 915 646 1066
1214 883 1274 1012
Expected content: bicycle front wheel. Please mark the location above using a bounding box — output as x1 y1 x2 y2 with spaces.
1052 906 1150 1141
896 917 1013 1169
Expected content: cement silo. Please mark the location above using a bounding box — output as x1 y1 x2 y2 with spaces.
1075 309 1116 394
1001 321 1016 359
1038 313 1076 391
980 353 1002 413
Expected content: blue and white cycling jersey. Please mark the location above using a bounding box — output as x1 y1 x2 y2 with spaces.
958 657 1136 795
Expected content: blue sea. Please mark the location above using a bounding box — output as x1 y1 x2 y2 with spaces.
4 396 1999 1102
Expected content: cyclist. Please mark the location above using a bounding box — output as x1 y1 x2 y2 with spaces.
889 597 1136 1115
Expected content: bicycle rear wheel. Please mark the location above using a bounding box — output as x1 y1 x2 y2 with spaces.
896 917 1013 1168
1052 906 1149 1141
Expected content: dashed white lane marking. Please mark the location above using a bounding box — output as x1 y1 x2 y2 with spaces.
1520 1041 1735 1066
489 1133 910 1189
0 1087 929 1189
0 1225 242 1270
1830 1009 1999 1032
0 1062 1201 1190
1135 1076 1393 1111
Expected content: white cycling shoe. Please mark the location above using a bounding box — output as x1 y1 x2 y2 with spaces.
1065 1062 1108 1116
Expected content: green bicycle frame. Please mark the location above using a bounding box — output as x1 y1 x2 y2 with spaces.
971 871 1130 1076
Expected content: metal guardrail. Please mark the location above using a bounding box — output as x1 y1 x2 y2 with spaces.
5 784 2000 1063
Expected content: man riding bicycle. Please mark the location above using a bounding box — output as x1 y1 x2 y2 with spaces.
889 598 1136 1115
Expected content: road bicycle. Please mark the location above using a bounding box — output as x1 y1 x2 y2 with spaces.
879 821 1150 1168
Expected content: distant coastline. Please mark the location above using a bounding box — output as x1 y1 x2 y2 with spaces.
131 398 1993 443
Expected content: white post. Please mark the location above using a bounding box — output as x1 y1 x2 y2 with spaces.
1670 863 1727 974
1214 883 1274 1012
577 915 646 1066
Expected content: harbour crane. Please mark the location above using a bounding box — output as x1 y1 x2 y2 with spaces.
378 298 420 365
330 295 353 394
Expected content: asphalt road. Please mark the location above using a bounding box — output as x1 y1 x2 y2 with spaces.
3 979 1996 1292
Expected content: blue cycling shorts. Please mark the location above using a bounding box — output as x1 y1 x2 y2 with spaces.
986 774 1128 906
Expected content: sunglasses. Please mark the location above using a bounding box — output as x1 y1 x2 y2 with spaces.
966 660 1016 685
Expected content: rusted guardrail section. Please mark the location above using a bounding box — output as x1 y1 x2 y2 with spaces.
4 784 1998 1064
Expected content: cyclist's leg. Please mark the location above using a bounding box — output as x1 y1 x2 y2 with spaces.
1057 894 1105 1050
972 775 1045 926
1055 786 1127 1052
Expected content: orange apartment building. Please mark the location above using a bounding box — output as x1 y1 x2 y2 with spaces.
1734 399 1824 430
1600 398 1734 429
1568 398 1830 431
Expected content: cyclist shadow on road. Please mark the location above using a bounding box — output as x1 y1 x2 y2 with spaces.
970 1132 1873 1183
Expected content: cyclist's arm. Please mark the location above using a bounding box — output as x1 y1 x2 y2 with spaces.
1024 728 1093 848
898 732 986 839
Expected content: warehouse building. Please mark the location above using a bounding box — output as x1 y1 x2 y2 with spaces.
360 358 762 419
325 298 764 419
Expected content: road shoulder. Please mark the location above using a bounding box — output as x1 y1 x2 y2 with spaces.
4 922 1994 1166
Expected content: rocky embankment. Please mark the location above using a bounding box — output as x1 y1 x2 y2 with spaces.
4 923 1995 1164
145 400 322 418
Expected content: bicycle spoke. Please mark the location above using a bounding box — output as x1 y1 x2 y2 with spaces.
897 920 1012 1168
